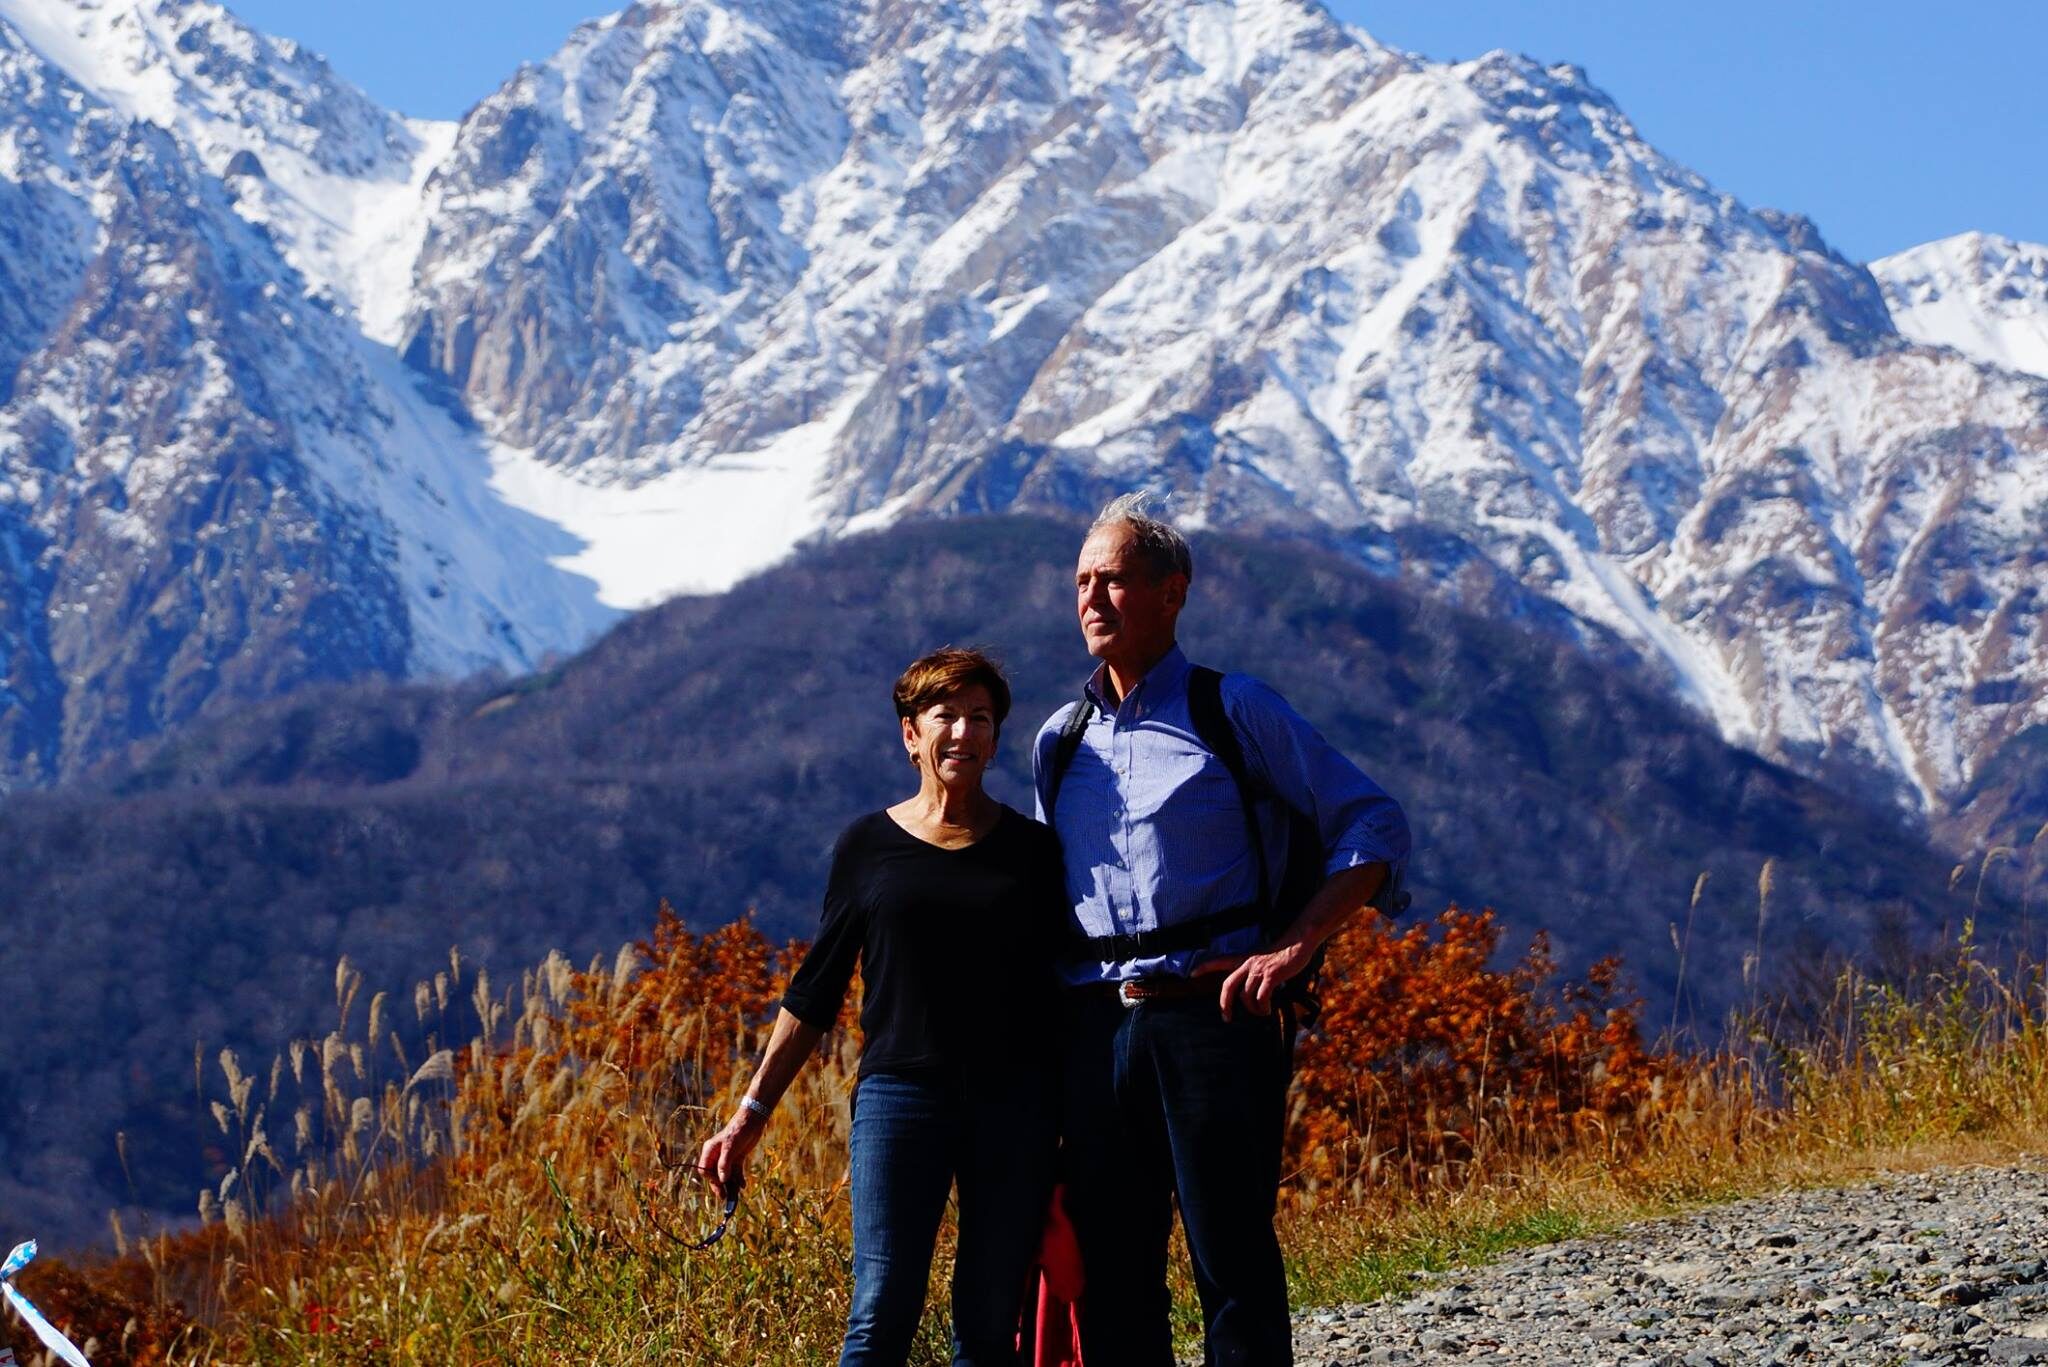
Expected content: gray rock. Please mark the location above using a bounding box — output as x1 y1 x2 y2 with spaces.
1281 1165 2048 1367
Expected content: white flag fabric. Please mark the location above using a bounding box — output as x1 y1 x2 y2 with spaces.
0 1242 92 1367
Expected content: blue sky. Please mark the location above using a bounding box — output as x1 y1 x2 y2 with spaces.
230 0 2046 264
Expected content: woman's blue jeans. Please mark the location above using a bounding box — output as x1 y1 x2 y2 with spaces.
840 1068 1056 1367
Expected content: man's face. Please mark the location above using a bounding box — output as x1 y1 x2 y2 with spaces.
1075 524 1185 667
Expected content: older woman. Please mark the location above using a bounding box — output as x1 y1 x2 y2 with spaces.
698 647 1062 1367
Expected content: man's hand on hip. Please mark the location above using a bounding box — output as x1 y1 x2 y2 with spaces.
1194 940 1316 1021
1191 862 1393 1020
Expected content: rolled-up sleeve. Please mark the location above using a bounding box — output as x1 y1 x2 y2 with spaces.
1225 675 1411 909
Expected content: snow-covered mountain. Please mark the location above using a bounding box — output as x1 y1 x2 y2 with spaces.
398 0 2047 818
1874 232 2048 381
0 0 2042 827
0 0 449 336
0 0 611 783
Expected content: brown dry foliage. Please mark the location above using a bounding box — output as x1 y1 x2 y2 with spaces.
0 1242 197 1365
23 901 2044 1365
10 900 1674 1364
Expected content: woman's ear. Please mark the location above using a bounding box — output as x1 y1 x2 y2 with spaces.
900 713 918 763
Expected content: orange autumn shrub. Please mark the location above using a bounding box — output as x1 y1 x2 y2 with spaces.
559 903 800 1069
1289 904 1687 1193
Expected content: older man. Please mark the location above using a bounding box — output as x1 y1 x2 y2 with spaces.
1033 494 1410 1365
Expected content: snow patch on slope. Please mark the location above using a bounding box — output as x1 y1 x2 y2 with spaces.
485 394 863 611
337 343 619 674
233 115 457 343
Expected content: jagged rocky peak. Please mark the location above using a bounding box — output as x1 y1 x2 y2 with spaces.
399 0 864 467
0 0 459 338
0 0 419 176
399 0 1417 472
393 0 2043 822
1873 232 2048 380
0 3 610 788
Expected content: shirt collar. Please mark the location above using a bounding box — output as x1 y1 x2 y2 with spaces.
1084 643 1190 715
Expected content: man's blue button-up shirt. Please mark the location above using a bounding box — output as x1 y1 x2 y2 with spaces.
1032 645 1411 985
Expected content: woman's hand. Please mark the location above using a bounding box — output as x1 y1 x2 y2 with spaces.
697 1106 766 1195
696 1008 822 1193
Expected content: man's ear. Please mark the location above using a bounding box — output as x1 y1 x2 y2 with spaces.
1163 573 1189 612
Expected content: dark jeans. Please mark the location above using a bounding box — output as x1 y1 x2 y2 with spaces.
841 1068 1056 1367
1058 990 1294 1366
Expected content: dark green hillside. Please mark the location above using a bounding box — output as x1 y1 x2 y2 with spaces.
1 516 1986 1248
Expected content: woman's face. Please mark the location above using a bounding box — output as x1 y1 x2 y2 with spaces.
902 683 998 786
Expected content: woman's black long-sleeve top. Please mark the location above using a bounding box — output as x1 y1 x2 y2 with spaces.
780 807 1065 1079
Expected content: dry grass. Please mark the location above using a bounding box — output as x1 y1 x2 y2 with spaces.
1264 917 2048 1315
12 907 2048 1367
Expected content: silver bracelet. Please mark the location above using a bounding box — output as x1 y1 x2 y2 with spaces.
738 1095 770 1122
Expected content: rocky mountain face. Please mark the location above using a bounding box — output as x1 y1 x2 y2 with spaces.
0 1 2043 826
1862 233 2048 855
393 0 2048 831
0 0 613 785
0 0 440 332
0 17 401 784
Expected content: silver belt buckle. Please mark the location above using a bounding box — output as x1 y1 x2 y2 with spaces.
1116 979 1141 1009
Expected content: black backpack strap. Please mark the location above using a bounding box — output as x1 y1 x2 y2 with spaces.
1065 902 1266 963
1186 666 1274 925
1042 691 1095 817
1189 665 1334 1030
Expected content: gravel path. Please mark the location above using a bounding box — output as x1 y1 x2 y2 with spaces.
1288 1163 2048 1366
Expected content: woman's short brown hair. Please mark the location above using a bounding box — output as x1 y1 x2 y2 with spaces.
893 647 1012 729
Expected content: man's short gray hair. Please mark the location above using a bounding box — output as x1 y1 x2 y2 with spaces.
1091 491 1193 582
